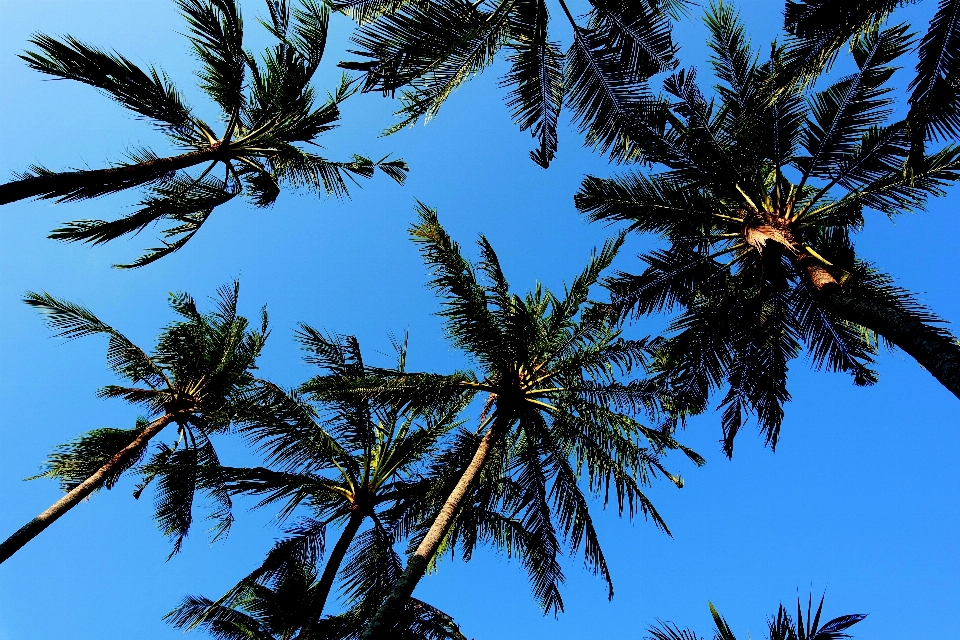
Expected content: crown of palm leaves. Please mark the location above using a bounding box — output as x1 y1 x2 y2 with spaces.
171 332 468 638
5 0 407 267
26 281 270 553
648 594 866 640
574 3 960 456
337 204 702 619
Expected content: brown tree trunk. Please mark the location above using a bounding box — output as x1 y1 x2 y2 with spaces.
359 424 502 640
0 148 221 205
0 414 174 564
299 510 366 639
819 287 960 400
794 256 960 399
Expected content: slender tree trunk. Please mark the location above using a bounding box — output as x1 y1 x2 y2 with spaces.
0 148 222 205
819 287 960 400
300 510 366 640
794 257 960 400
0 414 174 564
360 425 502 640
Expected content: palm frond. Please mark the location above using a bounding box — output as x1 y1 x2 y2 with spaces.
178 0 247 120
333 0 425 25
380 0 515 133
23 292 169 387
409 203 507 363
165 594 275 640
565 26 666 162
647 621 703 640
150 433 235 555
342 0 490 97
503 0 564 167
796 23 912 186
586 0 678 79
782 0 906 88
48 171 235 268
20 35 197 138
905 0 960 173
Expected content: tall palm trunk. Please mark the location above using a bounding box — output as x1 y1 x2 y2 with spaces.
821 288 960 399
0 148 223 205
796 259 960 399
0 413 174 564
360 424 501 640
299 510 366 640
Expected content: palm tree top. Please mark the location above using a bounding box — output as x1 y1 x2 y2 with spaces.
4 0 408 267
25 281 271 552
574 4 960 455
169 334 469 639
649 594 866 640
323 204 702 616
167 557 467 640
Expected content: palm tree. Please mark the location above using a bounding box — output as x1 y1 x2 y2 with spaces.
167 331 467 639
1 0 408 267
649 595 866 640
337 0 688 167
344 204 702 638
166 557 466 639
0 282 269 564
783 0 960 176
574 4 960 456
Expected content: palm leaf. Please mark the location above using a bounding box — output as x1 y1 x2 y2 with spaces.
178 0 247 120
565 26 666 162
782 0 907 88
503 0 564 167
795 23 912 186
20 35 197 137
23 292 169 387
586 0 678 79
905 0 960 172
29 421 153 492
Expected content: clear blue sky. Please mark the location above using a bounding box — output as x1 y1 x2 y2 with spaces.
1 1 958 638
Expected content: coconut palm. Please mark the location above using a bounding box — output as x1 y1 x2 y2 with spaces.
649 595 866 640
337 0 688 167
0 0 408 267
574 4 960 456
166 557 466 640
336 204 701 638
0 282 269 564
167 331 467 639
783 0 960 176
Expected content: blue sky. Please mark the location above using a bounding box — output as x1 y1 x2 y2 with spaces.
0 0 958 638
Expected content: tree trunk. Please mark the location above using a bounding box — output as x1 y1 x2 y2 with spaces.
0 414 174 564
818 287 960 400
300 510 366 639
0 148 222 205
793 256 960 400
359 424 501 640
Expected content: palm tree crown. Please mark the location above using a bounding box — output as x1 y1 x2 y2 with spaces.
575 5 960 456
170 331 467 639
353 204 701 637
337 0 688 167
0 282 269 563
2 0 408 267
